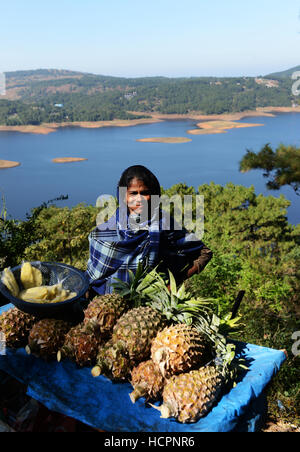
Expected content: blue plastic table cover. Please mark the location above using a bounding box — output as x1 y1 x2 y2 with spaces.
0 303 286 432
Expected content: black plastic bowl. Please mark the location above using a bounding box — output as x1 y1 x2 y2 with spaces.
0 261 90 317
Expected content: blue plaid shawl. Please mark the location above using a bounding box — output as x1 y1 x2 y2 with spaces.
85 207 205 295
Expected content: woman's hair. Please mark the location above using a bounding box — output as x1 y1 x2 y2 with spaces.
118 165 161 196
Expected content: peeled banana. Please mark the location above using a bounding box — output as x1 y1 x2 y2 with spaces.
1 268 20 297
20 262 43 289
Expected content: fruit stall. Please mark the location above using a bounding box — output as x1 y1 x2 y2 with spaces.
0 262 287 432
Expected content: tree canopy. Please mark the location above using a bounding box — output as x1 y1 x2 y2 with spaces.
239 144 300 195
0 69 297 125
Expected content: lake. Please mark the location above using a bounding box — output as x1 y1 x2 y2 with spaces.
0 112 299 225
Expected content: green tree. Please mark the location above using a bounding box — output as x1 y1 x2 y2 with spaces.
239 144 300 195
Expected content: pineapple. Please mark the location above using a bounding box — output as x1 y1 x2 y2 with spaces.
1 268 19 297
111 267 212 369
20 262 43 289
0 307 36 348
83 293 128 339
111 306 167 364
19 284 77 303
57 322 100 367
129 360 165 403
151 323 209 378
26 318 72 360
152 365 224 423
91 339 131 381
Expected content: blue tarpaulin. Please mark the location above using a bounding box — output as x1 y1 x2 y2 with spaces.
0 303 286 432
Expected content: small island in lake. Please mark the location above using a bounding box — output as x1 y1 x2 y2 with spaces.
136 137 192 143
52 157 88 163
187 120 264 135
0 159 20 169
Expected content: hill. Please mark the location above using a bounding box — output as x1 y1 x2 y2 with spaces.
0 68 298 126
264 65 300 79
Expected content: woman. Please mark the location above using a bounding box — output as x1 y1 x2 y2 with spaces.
85 165 212 295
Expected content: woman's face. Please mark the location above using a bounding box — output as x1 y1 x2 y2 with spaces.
126 178 151 215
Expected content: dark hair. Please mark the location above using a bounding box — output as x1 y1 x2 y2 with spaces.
118 165 161 196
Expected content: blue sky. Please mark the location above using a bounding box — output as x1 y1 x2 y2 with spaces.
1 0 300 77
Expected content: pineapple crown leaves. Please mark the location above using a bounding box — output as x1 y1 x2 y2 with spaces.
139 268 214 324
112 264 215 326
194 314 248 384
111 262 165 307
218 313 245 338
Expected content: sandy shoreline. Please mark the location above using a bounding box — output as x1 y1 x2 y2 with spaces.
0 106 299 135
0 160 21 169
136 137 192 143
52 157 88 163
187 120 265 135
0 118 163 135
145 106 300 122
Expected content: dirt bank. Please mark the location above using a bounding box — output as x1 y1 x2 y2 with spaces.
136 137 192 143
0 106 299 135
187 120 264 135
52 157 88 163
0 118 163 135
0 160 20 169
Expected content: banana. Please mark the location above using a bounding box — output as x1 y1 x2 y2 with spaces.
1 268 20 297
20 262 43 289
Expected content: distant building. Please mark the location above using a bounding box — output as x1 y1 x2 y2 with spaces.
54 103 64 108
124 92 137 100
255 78 279 88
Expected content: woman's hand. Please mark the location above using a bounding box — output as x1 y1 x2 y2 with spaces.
186 264 198 279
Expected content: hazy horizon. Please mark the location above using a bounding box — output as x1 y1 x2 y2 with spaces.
4 63 300 79
1 0 300 78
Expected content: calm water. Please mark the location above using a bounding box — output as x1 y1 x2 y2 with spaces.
0 113 299 225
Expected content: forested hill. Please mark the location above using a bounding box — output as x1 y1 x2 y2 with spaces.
0 67 298 125
264 65 300 79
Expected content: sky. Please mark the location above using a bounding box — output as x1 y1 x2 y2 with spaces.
1 0 300 78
